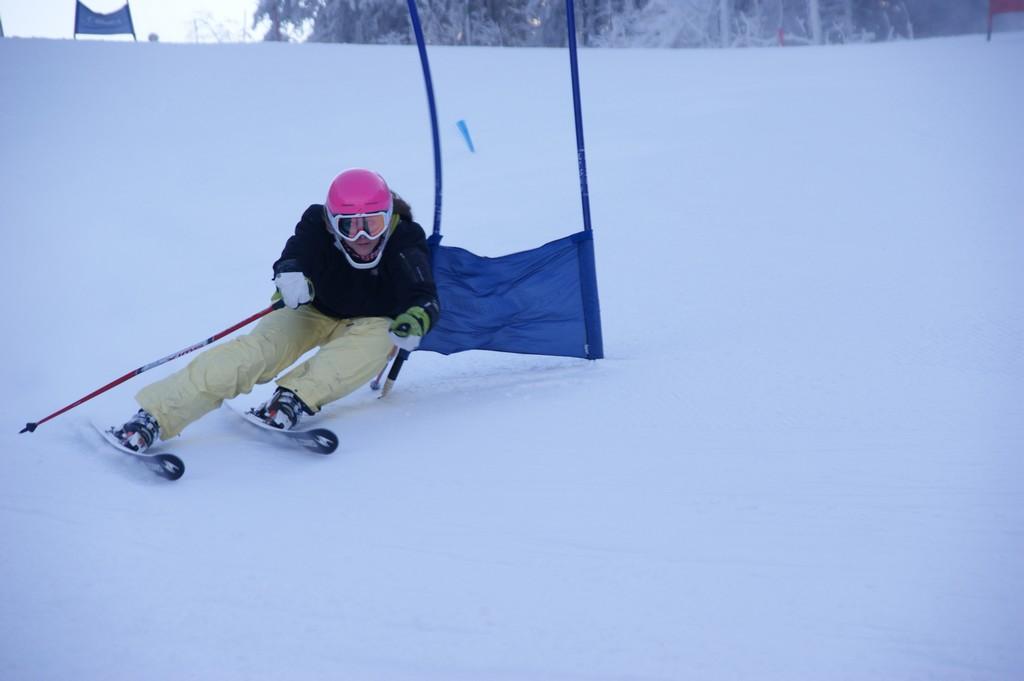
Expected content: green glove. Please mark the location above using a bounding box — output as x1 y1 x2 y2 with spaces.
390 305 431 337
389 305 430 350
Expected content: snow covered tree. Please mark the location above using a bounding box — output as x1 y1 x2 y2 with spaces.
254 0 927 47
418 0 564 47
721 0 732 46
311 1 410 44
254 0 412 44
253 0 319 42
585 0 720 48
855 0 914 41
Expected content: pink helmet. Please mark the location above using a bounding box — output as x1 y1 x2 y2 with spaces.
324 169 395 269
326 169 392 216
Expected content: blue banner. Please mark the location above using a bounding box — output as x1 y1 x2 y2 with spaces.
420 231 598 359
75 1 135 37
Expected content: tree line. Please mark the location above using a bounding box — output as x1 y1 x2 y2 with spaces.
253 0 993 48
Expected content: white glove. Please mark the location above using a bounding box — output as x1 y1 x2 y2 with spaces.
388 331 421 352
274 272 312 309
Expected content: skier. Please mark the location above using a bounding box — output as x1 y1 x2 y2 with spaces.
112 168 440 452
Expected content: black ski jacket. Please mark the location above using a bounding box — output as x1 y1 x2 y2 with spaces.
273 204 440 326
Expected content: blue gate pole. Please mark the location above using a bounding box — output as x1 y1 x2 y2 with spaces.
406 0 443 243
382 0 445 396
565 0 604 359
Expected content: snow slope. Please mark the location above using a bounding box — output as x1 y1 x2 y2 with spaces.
1 33 1023 680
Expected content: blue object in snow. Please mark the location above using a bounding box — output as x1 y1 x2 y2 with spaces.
456 120 476 153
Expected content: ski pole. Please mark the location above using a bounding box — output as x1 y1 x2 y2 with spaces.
20 300 285 434
370 346 399 391
379 349 409 399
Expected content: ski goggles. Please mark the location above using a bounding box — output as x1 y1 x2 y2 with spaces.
326 209 392 241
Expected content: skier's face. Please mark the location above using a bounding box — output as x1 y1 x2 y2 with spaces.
348 234 379 260
325 206 391 269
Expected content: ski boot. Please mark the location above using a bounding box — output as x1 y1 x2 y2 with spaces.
113 409 161 453
252 388 313 430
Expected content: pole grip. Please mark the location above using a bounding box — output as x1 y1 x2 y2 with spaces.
379 349 410 398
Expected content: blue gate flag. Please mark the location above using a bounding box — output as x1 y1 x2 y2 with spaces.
75 1 136 38
419 231 600 359
400 0 604 378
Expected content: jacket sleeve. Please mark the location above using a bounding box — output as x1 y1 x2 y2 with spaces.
273 205 325 277
393 225 441 329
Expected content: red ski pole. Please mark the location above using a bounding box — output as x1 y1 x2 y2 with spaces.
20 300 285 433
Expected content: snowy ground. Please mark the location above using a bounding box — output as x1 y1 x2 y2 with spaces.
1 32 1023 680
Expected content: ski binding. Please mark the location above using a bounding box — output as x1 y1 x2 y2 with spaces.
93 424 185 481
231 406 338 455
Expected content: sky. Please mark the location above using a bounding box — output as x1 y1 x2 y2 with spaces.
0 0 258 42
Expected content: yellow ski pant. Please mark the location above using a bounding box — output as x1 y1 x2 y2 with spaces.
136 306 393 438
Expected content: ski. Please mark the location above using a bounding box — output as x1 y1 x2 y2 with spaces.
93 424 186 481
229 405 339 455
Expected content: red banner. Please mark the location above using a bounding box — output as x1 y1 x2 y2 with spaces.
991 0 1024 15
